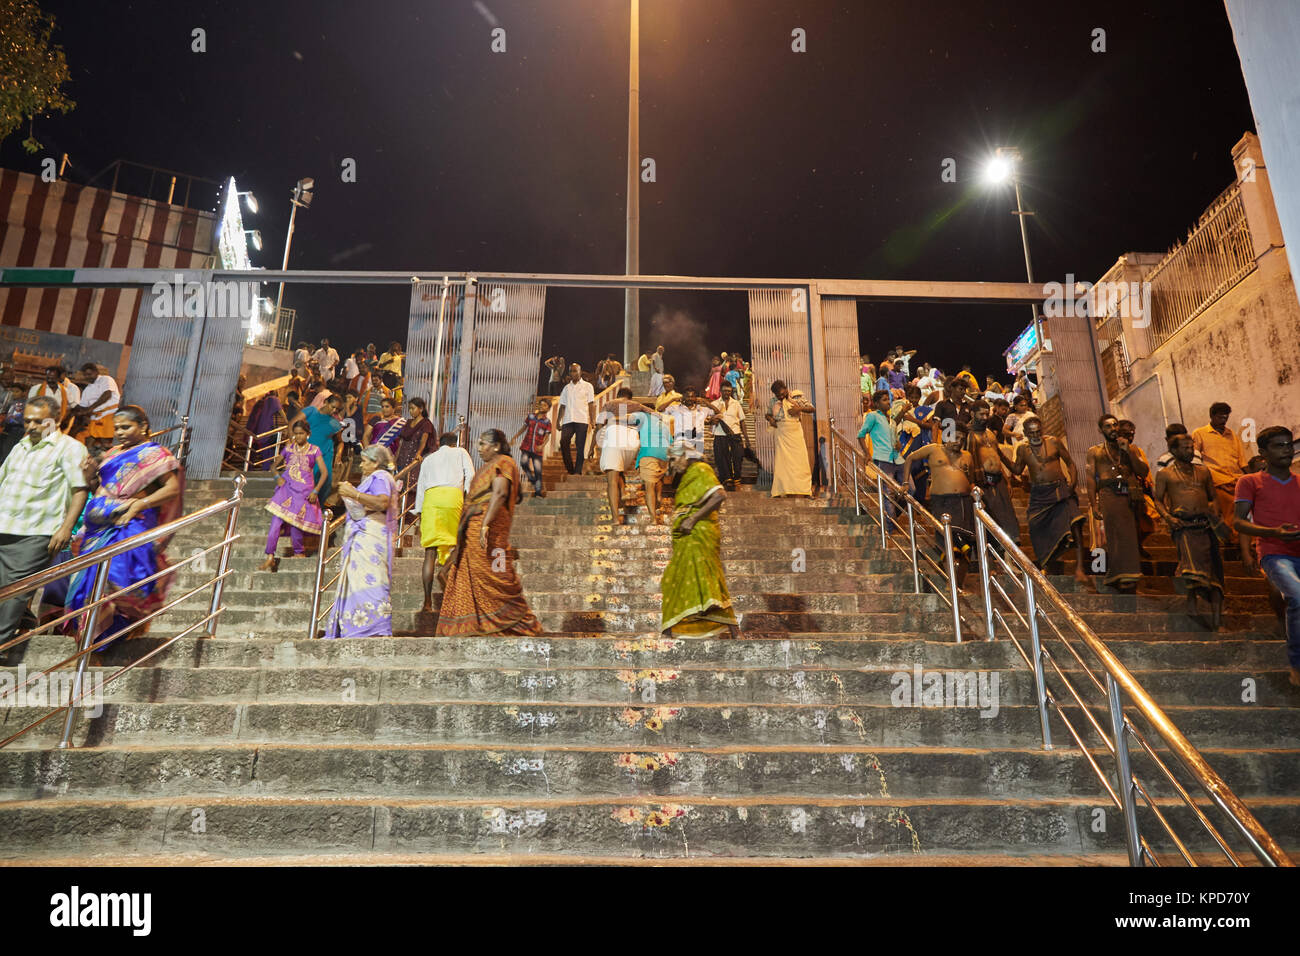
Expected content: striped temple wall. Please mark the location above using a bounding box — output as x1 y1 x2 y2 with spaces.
747 289 815 487
0 168 217 377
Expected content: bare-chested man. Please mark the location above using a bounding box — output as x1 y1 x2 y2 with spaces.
1005 417 1089 583
1153 432 1229 629
1086 414 1149 593
906 427 975 584
966 399 1021 544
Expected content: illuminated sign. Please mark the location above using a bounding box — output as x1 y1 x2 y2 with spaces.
1004 321 1039 373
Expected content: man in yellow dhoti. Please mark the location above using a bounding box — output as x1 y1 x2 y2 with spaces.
416 431 475 613
765 380 815 497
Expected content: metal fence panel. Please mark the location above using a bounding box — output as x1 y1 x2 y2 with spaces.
406 281 465 430
463 283 546 466
121 276 246 478
821 296 862 441
748 289 814 488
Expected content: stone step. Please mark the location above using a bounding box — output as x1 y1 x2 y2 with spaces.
7 634 1287 673
17 700 1300 749
0 794 1294 861
38 663 1300 708
4 744 1297 802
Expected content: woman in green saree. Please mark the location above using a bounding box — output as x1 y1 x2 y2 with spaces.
660 440 741 638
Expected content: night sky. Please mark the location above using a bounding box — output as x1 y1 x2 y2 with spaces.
2 0 1257 389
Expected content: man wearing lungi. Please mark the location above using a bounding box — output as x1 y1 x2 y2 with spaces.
967 400 1021 546
1005 417 1090 585
905 426 975 587
1086 415 1149 593
1153 432 1229 629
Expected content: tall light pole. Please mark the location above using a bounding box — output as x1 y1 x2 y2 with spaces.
624 0 640 364
274 177 314 336
985 147 1042 374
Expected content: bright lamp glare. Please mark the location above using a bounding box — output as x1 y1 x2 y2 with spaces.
985 157 1012 184
243 193 258 214
246 230 262 251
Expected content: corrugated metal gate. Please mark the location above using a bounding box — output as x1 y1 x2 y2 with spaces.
121 277 246 478
821 297 862 442
406 280 546 464
747 289 815 487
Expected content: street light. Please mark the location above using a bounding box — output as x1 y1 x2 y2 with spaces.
237 190 259 214
986 146 1043 373
273 178 315 342
244 229 262 251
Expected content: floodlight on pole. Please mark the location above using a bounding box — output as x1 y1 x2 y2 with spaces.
987 146 1042 371
245 230 262 251
274 177 315 339
237 191 259 214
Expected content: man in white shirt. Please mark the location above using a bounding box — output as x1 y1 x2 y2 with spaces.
28 365 80 431
707 382 748 490
415 431 476 612
649 345 666 397
555 364 596 475
73 363 120 452
667 386 709 460
313 339 340 382
0 396 88 640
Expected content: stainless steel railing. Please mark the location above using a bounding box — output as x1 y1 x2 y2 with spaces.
306 458 421 638
825 425 1291 867
0 474 246 750
148 416 191 467
242 424 290 473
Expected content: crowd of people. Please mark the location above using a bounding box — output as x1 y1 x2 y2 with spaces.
1 336 1293 688
852 347 1299 684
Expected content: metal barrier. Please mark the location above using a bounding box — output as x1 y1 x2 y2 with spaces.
825 426 1291 867
306 458 421 638
0 474 246 750
242 424 290 473
148 416 191 467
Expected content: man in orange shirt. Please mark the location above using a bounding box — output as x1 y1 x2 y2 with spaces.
1192 402 1249 541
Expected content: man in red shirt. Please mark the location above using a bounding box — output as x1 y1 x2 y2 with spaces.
1234 425 1300 688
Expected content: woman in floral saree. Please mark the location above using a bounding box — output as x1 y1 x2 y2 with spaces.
324 445 399 638
435 429 542 637
660 440 740 639
66 406 183 644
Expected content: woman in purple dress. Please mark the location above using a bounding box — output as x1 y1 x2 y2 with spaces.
260 418 326 571
324 445 399 638
395 397 434 474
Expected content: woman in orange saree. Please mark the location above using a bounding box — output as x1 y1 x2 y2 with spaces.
435 429 542 637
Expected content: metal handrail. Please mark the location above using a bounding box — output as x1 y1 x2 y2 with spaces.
306 457 421 637
824 425 1291 867
242 423 290 472
148 416 190 466
0 473 246 750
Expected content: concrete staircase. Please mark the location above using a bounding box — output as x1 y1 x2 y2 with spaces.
0 468 1295 864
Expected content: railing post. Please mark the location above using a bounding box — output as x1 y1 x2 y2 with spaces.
206 474 246 637
178 415 190 467
1023 574 1053 750
971 489 996 641
851 454 861 516
272 429 283 469
243 433 254 473
828 418 837 495
876 473 887 549
58 562 110 750
906 499 920 594
1106 673 1143 866
941 514 963 643
309 509 333 639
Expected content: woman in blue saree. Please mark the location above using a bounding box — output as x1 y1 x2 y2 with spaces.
324 445 399 638
66 405 183 644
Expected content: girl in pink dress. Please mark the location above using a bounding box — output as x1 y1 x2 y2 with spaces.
260 419 326 571
705 357 723 401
